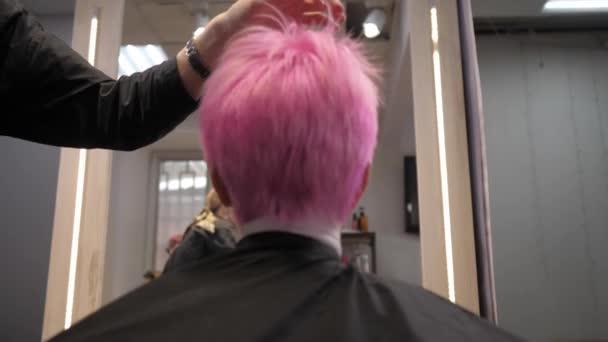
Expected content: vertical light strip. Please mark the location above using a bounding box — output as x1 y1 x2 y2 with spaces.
87 14 98 65
430 6 456 303
64 150 87 329
65 9 98 330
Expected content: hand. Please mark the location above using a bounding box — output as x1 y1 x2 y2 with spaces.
196 0 346 69
177 0 345 99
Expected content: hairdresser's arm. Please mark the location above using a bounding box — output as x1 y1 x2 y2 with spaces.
0 0 204 151
0 0 345 150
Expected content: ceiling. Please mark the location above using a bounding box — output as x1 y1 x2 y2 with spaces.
121 0 394 60
470 0 548 18
21 0 551 18
20 0 75 15
121 0 232 56
21 0 608 19
471 0 608 33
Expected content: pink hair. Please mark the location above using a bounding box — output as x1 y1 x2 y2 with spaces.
199 21 380 227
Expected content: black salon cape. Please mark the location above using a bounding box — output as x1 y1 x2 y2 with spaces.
0 0 198 150
50 232 525 342
163 226 237 274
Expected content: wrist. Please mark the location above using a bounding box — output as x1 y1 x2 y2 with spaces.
176 48 204 100
194 35 214 70
185 38 211 80
193 14 228 70
175 14 229 100
176 20 223 100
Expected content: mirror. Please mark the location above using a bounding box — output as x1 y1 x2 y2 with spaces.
102 0 422 306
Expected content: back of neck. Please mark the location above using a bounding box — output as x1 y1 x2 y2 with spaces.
241 217 342 255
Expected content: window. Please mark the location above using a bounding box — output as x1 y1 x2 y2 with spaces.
154 159 209 271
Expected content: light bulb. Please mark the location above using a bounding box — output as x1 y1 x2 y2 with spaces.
363 23 381 38
362 8 386 39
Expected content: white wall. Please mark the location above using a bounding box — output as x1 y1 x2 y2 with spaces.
0 13 73 342
37 14 74 44
359 135 421 284
358 0 421 285
103 126 202 303
477 33 608 341
102 147 151 304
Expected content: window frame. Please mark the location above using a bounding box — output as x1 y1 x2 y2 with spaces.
144 150 208 273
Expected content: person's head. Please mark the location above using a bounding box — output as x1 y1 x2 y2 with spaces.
205 188 233 221
205 188 224 217
199 20 380 231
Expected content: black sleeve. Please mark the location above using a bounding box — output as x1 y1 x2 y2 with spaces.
0 0 199 151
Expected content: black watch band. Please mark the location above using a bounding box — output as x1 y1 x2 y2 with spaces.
186 38 211 80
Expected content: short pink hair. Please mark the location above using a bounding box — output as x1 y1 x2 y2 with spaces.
199 21 379 226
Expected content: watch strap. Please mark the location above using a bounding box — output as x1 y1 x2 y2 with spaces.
186 38 211 80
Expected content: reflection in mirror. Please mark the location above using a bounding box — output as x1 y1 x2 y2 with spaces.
472 0 608 340
155 159 208 271
101 0 422 311
102 0 227 303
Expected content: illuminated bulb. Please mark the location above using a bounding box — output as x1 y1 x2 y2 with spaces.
363 23 381 38
362 8 386 39
543 0 608 12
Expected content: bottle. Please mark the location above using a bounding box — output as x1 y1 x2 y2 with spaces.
358 207 368 232
351 213 359 231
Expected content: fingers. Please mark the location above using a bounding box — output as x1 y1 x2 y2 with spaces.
298 0 346 25
329 0 346 25
193 0 348 73
300 0 346 26
253 0 346 27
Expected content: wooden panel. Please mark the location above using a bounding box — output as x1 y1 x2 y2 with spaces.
42 149 80 340
435 0 479 314
42 1 124 340
409 0 479 314
72 150 114 323
71 0 124 325
408 0 449 299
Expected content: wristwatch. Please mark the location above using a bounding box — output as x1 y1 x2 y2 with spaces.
186 38 211 80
